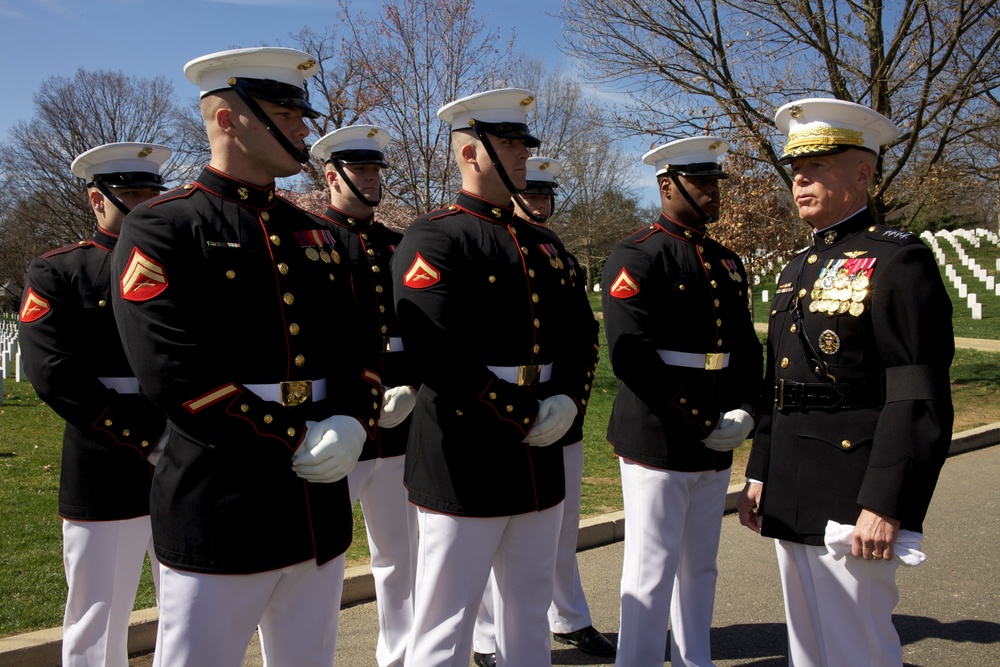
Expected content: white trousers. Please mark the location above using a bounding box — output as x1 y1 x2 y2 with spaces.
616 459 730 667
405 503 563 667
348 455 418 667
62 516 158 667
473 442 593 653
153 556 345 667
775 540 903 667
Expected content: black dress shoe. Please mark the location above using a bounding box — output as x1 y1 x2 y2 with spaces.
473 651 496 667
553 625 617 656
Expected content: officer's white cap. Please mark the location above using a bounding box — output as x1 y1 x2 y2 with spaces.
775 98 899 164
71 142 171 184
437 88 540 147
525 157 562 184
311 125 391 163
642 136 730 178
184 46 319 98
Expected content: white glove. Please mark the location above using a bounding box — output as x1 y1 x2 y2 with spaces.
701 408 754 452
291 415 366 483
379 385 417 429
523 394 577 447
146 421 171 467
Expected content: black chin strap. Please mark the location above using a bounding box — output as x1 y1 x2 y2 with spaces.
512 193 548 223
231 82 310 163
331 161 382 208
471 124 523 197
668 172 714 225
94 182 131 217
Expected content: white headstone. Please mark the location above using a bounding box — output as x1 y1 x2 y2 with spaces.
959 283 968 298
987 277 995 291
973 303 983 320
968 293 978 308
761 290 769 303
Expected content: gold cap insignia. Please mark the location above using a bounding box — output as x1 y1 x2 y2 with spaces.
137 147 153 158
238 187 249 200
789 105 803 118
297 59 317 71
228 77 237 86
520 96 534 106
491 207 502 218
539 161 550 170
708 140 722 150
367 128 379 138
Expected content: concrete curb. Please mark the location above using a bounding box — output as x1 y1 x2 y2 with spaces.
4 423 999 666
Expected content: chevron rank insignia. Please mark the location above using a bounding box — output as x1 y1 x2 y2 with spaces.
610 268 639 299
403 252 441 288
120 247 168 302
19 288 50 323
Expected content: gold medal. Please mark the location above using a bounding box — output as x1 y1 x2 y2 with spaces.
305 247 320 261
320 251 332 264
826 301 839 315
851 289 867 302
809 301 819 312
331 249 341 264
837 301 850 314
849 302 865 316
853 274 870 290
833 275 849 289
550 258 560 269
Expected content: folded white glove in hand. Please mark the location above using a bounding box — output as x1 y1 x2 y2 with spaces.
824 520 927 566
701 408 754 452
523 394 577 447
146 421 171 467
379 385 417 429
291 415 366 483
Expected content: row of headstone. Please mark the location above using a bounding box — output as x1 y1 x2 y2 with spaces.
0 318 23 406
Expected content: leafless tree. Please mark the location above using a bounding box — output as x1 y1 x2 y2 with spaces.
562 0 1000 223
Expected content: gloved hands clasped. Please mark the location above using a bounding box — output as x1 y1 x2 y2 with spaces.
523 394 577 447
291 415 366 483
701 408 754 452
379 385 417 429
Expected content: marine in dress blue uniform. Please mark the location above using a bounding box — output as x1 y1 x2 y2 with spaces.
19 142 171 667
393 89 596 667
472 158 610 667
737 99 954 667
312 125 418 667
602 137 763 667
110 48 382 667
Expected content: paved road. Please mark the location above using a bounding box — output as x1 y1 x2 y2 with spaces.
127 443 1000 666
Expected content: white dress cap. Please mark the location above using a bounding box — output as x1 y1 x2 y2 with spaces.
775 98 899 164
310 125 392 163
525 157 562 184
437 87 537 127
71 142 172 184
642 136 730 178
184 46 319 97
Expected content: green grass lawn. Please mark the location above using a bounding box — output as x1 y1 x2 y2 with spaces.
4 232 1000 637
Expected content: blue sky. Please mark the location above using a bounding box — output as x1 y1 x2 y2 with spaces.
0 0 568 139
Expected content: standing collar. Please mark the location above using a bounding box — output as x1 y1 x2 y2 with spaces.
455 190 514 224
93 226 118 251
197 166 278 209
656 213 706 242
323 205 376 232
812 208 871 247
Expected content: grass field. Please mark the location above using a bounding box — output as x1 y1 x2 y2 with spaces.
3 230 999 636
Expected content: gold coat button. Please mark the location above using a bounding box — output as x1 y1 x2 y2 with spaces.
489 275 496 283
278 263 289 275
141 440 149 447
506 405 514 413
684 230 692 238
270 235 281 246
105 419 113 426
289 323 300 335
361 233 368 240
716 319 722 326
790 324 797 333
524 418 530 425
534 319 540 328
122 429 131 437
241 404 250 413
533 344 540 353
807 254 817 264
295 355 305 367
679 398 687 404
98 299 107 307
226 270 236 279
698 245 705 253
771 309 777 316
868 226 877 232
528 269 535 278
692 409 699 416
261 211 270 222
679 284 686 291
705 420 712 427
781 358 789 368
367 249 376 256
284 293 294 305
369 419 376 426
288 428 296 437
581 399 587 406
379 305 385 313
841 440 852 449
584 384 590 391
456 410 464 416
520 246 529 255
532 294 539 303
710 280 718 288
717 339 723 346
561 279 566 285
264 414 273 424
372 265 381 274
489 392 497 400
798 288 807 298
375 285 384 293
373 402 380 410
714 299 720 307
704 261 712 270
381 325 388 333
372 388 379 396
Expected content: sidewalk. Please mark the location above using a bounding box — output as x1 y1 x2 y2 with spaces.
2 423 998 667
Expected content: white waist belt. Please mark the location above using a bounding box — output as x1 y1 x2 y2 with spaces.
245 379 327 405
657 349 730 371
383 336 405 353
487 363 553 386
99 377 140 394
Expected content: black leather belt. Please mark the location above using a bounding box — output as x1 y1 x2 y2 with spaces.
774 379 884 411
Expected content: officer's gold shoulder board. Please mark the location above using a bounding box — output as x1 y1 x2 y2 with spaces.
610 268 639 299
403 252 440 288
19 288 50 323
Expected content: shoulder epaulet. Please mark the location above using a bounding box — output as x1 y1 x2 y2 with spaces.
427 205 462 222
866 223 918 245
147 183 199 208
40 239 91 259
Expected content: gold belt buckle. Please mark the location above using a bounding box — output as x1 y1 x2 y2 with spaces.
382 336 393 353
704 353 724 371
774 379 785 410
280 380 312 407
517 365 542 386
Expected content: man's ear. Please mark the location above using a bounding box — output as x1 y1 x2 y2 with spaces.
88 189 105 215
216 106 237 135
325 166 339 188
460 142 478 165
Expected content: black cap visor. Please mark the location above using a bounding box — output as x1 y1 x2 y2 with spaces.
463 120 540 149
522 180 557 196
91 172 166 191
327 149 389 168
666 162 729 179
223 77 321 119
